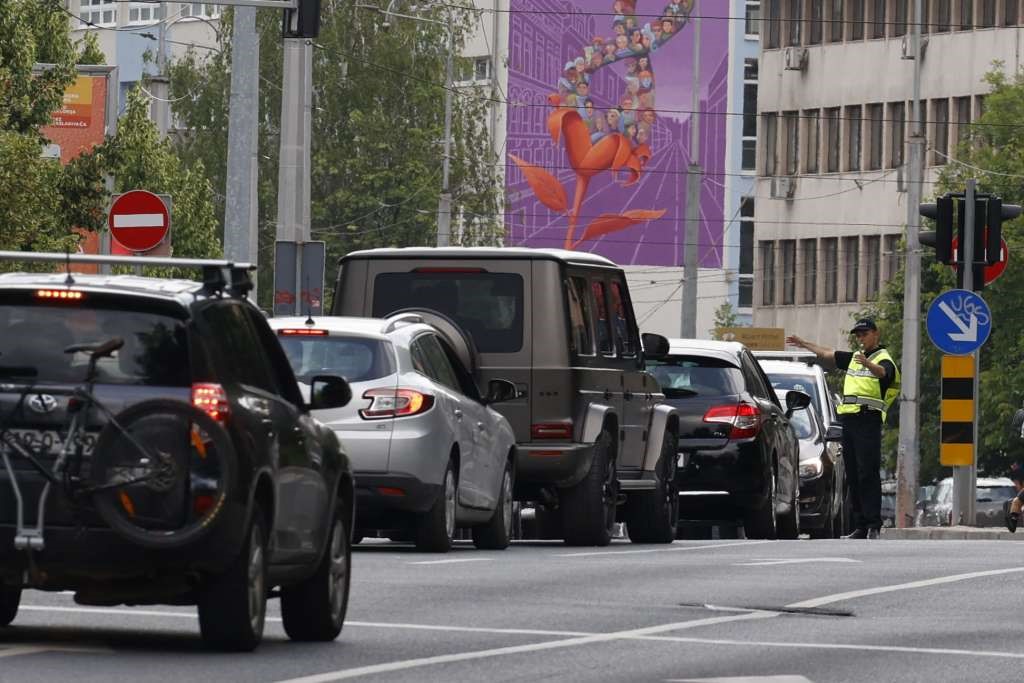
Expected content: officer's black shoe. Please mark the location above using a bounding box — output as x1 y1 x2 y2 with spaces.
866 528 880 540
842 528 868 539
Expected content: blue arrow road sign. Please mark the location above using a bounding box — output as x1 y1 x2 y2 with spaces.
926 289 992 355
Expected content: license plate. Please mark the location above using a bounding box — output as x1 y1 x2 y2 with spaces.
0 429 95 458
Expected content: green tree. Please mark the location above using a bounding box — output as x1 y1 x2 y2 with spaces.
710 302 741 339
862 65 1024 482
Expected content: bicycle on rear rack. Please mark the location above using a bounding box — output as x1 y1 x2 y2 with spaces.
0 337 236 551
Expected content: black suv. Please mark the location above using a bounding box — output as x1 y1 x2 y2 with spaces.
0 253 355 651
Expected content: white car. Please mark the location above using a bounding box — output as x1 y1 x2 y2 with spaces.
269 314 518 552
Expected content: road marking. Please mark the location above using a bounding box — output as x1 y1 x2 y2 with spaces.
558 540 774 558
734 558 861 567
0 644 112 658
273 612 779 683
786 565 1024 609
668 677 813 683
347 621 593 637
406 558 493 565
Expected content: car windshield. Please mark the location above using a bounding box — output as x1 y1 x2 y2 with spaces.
646 356 743 398
0 297 190 386
788 407 815 440
372 272 524 353
976 486 1016 502
279 334 395 384
766 372 822 413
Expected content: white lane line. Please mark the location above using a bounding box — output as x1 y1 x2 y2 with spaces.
0 644 112 658
273 612 779 683
347 621 593 638
734 558 861 567
0 646 52 658
558 540 774 558
668 677 813 683
786 565 1024 609
406 558 492 566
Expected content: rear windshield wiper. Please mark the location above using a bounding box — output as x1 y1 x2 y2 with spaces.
664 388 698 397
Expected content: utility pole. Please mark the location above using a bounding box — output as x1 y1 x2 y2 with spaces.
436 19 455 247
895 0 924 528
680 13 701 338
224 7 261 298
153 17 170 138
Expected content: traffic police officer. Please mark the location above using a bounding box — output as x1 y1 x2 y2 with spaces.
786 318 900 539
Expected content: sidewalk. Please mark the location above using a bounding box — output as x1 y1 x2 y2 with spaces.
881 525 1024 540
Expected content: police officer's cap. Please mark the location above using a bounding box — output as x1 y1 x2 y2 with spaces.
850 318 878 334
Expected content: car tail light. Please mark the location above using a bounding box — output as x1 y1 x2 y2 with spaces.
359 388 434 419
412 267 485 273
36 289 83 300
531 422 573 440
192 383 230 423
703 402 762 439
278 328 328 336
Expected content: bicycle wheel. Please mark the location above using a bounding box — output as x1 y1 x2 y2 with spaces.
88 399 237 550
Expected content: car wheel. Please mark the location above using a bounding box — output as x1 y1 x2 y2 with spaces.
745 464 778 540
472 461 514 550
415 461 457 552
0 584 21 627
281 503 351 641
625 432 679 544
198 505 268 651
777 481 800 540
561 429 617 547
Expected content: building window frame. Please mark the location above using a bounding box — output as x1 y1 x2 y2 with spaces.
888 101 906 169
864 235 881 299
763 112 778 176
825 107 841 173
848 0 866 39
781 240 796 305
784 110 800 176
739 197 755 309
867 102 884 170
746 0 762 37
845 104 862 172
804 109 820 174
823 237 838 303
742 59 758 172
843 236 860 303
760 241 776 306
809 0 825 43
79 0 117 27
932 98 950 165
801 238 818 304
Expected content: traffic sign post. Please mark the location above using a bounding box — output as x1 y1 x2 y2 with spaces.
108 190 171 253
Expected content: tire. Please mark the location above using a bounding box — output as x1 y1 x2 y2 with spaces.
472 461 513 550
89 399 236 550
198 506 268 651
281 502 351 641
777 483 800 540
0 584 20 627
415 461 457 552
625 433 679 544
745 463 778 540
561 430 617 547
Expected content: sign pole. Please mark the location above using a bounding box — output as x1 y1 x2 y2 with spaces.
952 179 978 526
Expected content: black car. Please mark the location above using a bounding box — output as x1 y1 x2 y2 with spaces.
0 253 355 651
647 339 808 540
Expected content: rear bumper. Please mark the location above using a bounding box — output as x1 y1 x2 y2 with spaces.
353 472 442 528
676 440 765 498
514 442 595 494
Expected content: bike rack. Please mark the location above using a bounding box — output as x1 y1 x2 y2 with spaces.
0 447 45 551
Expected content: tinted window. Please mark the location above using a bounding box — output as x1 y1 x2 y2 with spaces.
766 373 822 413
567 276 594 356
591 280 613 356
414 335 461 392
199 303 275 392
279 335 395 383
372 272 523 353
977 486 1015 502
609 280 637 357
0 297 189 386
645 357 743 398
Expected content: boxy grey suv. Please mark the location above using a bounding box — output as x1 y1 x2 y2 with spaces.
332 247 679 546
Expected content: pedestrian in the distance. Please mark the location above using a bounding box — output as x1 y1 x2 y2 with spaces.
786 318 901 539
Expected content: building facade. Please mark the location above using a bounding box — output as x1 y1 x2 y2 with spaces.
755 0 1021 348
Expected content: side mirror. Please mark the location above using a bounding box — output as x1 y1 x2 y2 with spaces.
785 389 812 417
485 378 520 404
641 332 669 358
824 423 843 442
310 375 352 410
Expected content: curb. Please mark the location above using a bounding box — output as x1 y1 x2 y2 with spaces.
881 526 1024 540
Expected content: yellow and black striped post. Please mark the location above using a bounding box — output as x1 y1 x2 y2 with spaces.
940 354 975 466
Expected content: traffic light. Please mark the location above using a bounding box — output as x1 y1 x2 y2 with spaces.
919 194 954 264
282 0 321 38
987 197 1022 265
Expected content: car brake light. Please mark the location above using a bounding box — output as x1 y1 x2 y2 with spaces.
192 383 230 423
279 328 328 336
412 267 486 273
359 388 434 419
531 422 573 440
703 402 762 439
36 289 83 300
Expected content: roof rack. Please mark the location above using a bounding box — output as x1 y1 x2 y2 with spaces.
381 313 424 334
0 251 255 299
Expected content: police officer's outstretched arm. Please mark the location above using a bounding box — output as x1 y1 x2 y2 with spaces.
785 334 836 366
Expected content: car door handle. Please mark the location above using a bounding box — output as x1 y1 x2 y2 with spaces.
476 422 486 431
454 409 463 420
603 389 613 401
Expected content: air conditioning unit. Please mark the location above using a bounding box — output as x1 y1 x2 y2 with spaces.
771 176 797 200
900 35 929 60
783 46 808 71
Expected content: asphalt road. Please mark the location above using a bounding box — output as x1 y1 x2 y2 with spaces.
2 537 1022 683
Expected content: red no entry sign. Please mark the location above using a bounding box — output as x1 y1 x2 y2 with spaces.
108 190 170 253
951 235 1009 287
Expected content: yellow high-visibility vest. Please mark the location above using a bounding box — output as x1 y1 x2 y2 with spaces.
836 347 901 422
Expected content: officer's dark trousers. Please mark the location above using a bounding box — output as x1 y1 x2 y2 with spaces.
840 410 882 530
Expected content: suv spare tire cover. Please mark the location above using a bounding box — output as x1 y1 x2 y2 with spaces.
388 308 479 374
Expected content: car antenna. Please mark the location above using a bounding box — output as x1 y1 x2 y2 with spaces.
63 247 75 286
303 273 315 326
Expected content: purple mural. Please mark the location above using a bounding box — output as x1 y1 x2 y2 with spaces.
505 0 728 267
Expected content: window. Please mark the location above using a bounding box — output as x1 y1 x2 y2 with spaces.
864 235 880 299
936 0 952 30
870 0 886 37
805 109 820 173
823 238 838 303
801 239 817 304
867 103 883 170
960 0 975 28
566 276 594 357
884 234 902 280
889 101 905 168
955 95 972 148
761 241 776 305
922 0 932 31
784 111 799 175
646 357 744 399
849 0 865 39
126 2 164 24
1005 0 1019 25
742 59 758 171
846 105 862 172
829 0 845 41
182 3 222 18
786 0 803 45
843 236 860 302
763 112 778 175
746 0 762 36
932 98 949 164
810 0 825 43
982 0 997 25
279 335 395 384
465 57 492 82
739 198 755 309
825 107 841 172
609 280 638 357
894 0 909 35
79 0 116 26
781 240 796 304
201 303 275 392
766 0 782 47
591 280 613 356
415 334 462 392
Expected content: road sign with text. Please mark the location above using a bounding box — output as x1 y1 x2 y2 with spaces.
926 289 992 356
